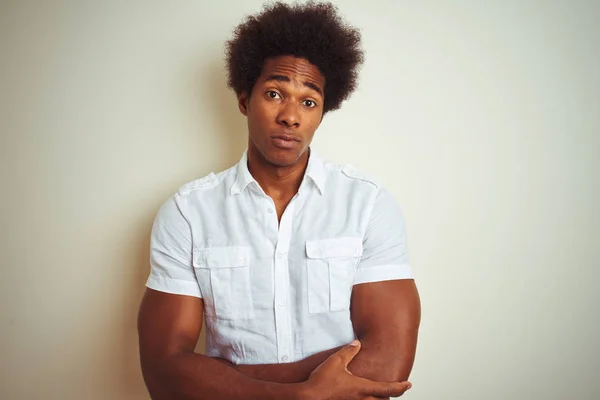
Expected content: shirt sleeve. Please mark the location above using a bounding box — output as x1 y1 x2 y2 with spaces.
145 195 202 298
354 188 413 285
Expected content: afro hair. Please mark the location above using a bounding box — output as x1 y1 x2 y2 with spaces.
225 1 364 113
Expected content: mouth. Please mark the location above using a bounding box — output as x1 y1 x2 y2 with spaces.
270 134 301 149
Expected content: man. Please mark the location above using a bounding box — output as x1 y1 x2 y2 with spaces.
138 2 420 399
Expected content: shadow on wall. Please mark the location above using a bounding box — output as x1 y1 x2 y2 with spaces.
116 55 248 397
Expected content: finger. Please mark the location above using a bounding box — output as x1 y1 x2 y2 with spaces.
363 397 392 400
331 340 361 366
362 380 411 398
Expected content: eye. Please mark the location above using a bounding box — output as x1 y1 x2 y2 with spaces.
266 91 281 99
303 100 317 108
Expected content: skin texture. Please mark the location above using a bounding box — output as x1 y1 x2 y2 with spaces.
138 56 420 399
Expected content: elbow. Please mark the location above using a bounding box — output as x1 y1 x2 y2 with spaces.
373 355 412 383
371 353 415 384
392 361 414 383
140 359 170 400
356 333 418 383
140 353 185 400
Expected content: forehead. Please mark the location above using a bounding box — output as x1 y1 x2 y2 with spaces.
259 55 325 88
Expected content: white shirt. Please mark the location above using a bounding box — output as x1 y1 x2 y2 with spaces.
146 150 412 365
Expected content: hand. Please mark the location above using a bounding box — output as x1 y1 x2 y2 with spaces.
303 340 411 400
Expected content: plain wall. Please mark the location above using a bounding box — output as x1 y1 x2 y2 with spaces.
1 1 598 399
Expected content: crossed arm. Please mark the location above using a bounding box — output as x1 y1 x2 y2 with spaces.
138 279 420 399
232 279 420 384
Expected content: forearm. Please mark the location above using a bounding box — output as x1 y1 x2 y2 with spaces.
143 351 307 400
232 346 343 383
232 329 415 385
228 330 415 387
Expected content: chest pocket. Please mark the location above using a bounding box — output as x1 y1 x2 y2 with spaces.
305 237 363 314
193 246 255 320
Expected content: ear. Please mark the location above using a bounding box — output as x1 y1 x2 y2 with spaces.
237 92 249 116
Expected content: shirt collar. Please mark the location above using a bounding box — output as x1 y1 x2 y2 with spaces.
230 148 326 196
304 149 326 195
230 150 256 195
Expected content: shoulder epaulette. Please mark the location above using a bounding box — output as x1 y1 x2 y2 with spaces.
341 164 379 188
177 172 218 196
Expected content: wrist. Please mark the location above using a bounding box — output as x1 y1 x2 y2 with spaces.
291 382 314 400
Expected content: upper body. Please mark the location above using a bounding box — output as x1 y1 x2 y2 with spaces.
138 3 420 399
146 149 413 365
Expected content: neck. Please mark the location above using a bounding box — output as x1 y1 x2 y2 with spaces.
247 146 309 201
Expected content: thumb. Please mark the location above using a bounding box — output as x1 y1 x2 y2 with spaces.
334 340 361 367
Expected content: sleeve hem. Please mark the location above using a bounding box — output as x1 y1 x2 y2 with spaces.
353 264 413 285
145 274 202 298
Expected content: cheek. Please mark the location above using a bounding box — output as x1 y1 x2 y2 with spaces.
306 112 322 132
249 99 277 126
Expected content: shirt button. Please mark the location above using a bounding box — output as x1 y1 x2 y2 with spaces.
268 208 274 214
277 303 286 309
281 355 289 362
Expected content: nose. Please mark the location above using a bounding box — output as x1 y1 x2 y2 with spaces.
276 101 300 128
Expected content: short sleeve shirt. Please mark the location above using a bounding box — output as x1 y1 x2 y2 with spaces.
146 150 412 364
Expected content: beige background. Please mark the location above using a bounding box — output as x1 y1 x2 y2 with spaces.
1 1 599 399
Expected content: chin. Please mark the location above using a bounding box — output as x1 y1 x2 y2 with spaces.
266 154 296 167
264 149 302 167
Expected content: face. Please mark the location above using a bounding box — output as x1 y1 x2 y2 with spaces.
238 55 325 167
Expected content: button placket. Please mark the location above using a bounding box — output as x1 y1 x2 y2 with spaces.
273 197 296 364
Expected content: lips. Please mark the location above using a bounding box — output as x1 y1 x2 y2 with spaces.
271 134 300 149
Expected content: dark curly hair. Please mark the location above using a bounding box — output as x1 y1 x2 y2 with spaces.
225 1 364 113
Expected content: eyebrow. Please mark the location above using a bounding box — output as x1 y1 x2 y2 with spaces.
264 74 324 98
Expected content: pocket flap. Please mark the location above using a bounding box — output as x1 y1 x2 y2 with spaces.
195 246 250 268
305 238 363 259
